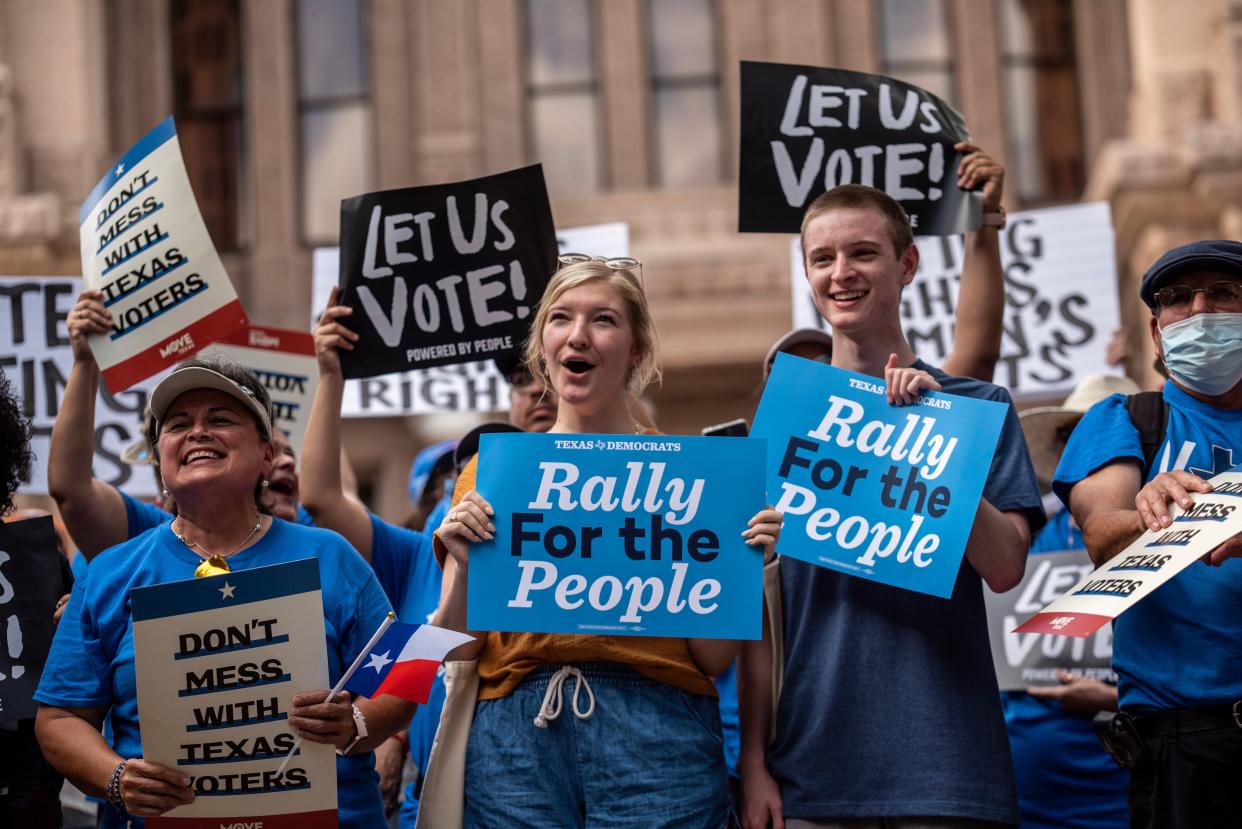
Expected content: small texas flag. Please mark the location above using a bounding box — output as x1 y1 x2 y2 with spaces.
344 621 473 704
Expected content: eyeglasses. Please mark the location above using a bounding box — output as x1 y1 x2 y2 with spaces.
557 253 644 292
1154 281 1242 311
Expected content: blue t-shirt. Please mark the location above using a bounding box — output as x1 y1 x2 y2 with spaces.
120 489 171 537
369 514 444 828
1002 507 1128 829
35 520 394 829
767 362 1045 823
1053 381 1242 711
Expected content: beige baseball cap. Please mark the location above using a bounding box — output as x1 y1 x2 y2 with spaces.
150 365 273 438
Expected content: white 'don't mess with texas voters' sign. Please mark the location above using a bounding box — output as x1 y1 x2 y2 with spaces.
1015 468 1242 637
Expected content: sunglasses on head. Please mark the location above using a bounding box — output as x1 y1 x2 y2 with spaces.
1154 280 1242 311
557 253 645 292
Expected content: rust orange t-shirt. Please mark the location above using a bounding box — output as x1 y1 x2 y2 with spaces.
435 452 718 701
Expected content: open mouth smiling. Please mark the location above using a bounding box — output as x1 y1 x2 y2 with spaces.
562 357 596 377
829 289 869 302
182 448 224 465
268 477 296 497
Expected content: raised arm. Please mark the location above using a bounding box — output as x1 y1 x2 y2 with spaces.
48 290 128 558
300 289 374 558
943 142 1005 382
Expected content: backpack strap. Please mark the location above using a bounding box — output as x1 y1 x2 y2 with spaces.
1125 391 1169 476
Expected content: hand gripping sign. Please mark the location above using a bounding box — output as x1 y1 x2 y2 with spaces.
466 432 767 639
130 559 337 828
752 354 1006 598
78 117 248 392
1015 468 1242 638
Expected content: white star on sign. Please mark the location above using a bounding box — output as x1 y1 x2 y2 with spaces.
218 582 236 600
364 650 393 674
115 163 124 176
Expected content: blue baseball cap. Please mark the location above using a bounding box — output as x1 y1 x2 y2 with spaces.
1140 240 1242 309
408 439 458 503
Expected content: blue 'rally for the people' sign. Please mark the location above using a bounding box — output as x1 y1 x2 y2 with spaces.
467 432 767 639
753 354 1006 598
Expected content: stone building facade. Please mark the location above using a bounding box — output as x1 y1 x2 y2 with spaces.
2 0 1240 519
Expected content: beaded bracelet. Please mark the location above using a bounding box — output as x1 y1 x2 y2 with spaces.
105 760 127 814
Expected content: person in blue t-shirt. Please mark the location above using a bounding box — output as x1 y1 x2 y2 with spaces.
741 175 1046 829
1053 240 1242 829
49 289 314 561
1003 374 1137 829
34 356 419 828
301 289 455 826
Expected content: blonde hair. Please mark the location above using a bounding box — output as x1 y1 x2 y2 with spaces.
523 260 662 394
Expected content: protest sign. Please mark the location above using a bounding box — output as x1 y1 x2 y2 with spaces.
203 326 318 457
1015 469 1242 638
467 432 766 638
2 276 161 496
312 222 628 417
130 558 336 827
790 202 1120 400
752 353 1006 597
0 516 67 723
78 117 248 392
337 165 557 378
739 61 978 235
984 549 1114 690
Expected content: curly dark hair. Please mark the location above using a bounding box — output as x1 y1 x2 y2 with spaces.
0 368 34 515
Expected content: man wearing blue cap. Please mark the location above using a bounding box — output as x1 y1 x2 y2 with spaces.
1054 239 1242 828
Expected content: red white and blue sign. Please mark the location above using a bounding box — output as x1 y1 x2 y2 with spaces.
78 116 247 392
130 558 337 828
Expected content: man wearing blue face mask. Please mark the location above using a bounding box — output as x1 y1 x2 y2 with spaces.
1053 239 1242 829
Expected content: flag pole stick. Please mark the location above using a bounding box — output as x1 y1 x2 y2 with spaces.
275 611 396 777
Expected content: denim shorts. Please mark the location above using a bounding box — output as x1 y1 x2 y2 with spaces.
464 661 730 828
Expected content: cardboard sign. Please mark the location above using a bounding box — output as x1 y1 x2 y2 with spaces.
739 61 978 235
1015 469 1242 638
78 117 248 392
0 516 67 723
131 558 337 827
985 549 1114 690
790 202 1121 400
311 222 628 417
752 354 1006 597
203 327 318 458
337 165 557 378
467 432 766 639
2 276 161 496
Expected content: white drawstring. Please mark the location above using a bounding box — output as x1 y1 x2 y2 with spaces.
533 666 596 728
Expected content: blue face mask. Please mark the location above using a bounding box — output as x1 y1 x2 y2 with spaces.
1160 312 1242 396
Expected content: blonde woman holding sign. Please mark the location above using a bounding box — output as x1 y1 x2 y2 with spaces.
419 258 782 828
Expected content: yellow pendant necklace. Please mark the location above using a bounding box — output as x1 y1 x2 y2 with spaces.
172 514 264 578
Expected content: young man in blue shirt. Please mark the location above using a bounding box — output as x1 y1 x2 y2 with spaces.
1054 239 1242 829
740 168 1045 827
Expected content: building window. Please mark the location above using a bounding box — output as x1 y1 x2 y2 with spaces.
297 0 374 243
877 0 956 104
1001 0 1084 205
171 0 246 251
525 0 602 194
648 0 723 187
